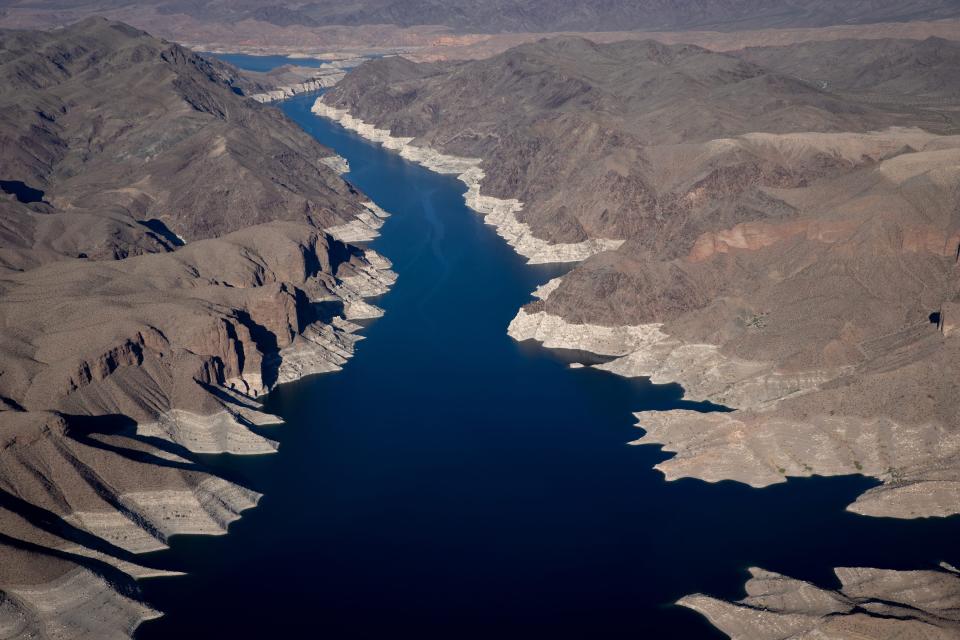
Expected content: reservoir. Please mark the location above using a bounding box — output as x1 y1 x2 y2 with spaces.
206 52 331 71
136 84 960 638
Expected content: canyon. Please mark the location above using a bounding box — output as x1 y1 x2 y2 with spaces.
1 6 959 639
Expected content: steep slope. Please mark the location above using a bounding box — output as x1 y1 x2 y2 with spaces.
0 17 382 267
0 19 394 638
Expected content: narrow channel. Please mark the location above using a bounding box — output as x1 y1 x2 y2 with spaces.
136 85 960 638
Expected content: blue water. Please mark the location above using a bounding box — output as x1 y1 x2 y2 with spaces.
134 92 960 638
209 52 329 72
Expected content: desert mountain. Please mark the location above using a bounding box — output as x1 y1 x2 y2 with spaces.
326 36 959 245
0 18 394 638
0 17 375 267
318 29 960 551
316 34 960 638
7 0 960 33
735 35 960 99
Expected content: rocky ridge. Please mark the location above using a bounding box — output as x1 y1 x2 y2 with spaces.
4 0 960 69
5 0 960 35
250 72 344 103
0 19 397 638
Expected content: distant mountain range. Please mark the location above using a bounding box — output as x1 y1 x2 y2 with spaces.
2 7 960 639
10 0 959 32
4 0 960 59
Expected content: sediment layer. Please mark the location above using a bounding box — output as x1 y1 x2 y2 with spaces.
3 567 162 640
324 200 391 243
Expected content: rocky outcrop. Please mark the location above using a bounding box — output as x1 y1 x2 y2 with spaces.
509 309 834 409
239 57 366 104
0 221 395 421
680 566 960 640
136 409 281 455
324 200 391 243
632 408 960 517
321 154 351 175
2 567 162 640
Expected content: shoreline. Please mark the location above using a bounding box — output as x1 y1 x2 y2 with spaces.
0 196 399 639
311 101 625 265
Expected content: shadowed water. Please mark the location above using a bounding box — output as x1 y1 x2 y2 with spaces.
136 89 960 638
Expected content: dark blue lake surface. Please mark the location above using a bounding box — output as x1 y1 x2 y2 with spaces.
136 92 960 638
208 52 329 71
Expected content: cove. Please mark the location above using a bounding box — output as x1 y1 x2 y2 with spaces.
135 90 960 638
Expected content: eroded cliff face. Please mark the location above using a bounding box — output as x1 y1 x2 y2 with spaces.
1 221 394 421
0 19 397 638
315 36 960 638
0 225 396 638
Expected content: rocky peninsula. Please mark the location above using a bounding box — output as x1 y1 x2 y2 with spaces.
681 565 960 639
244 58 369 104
